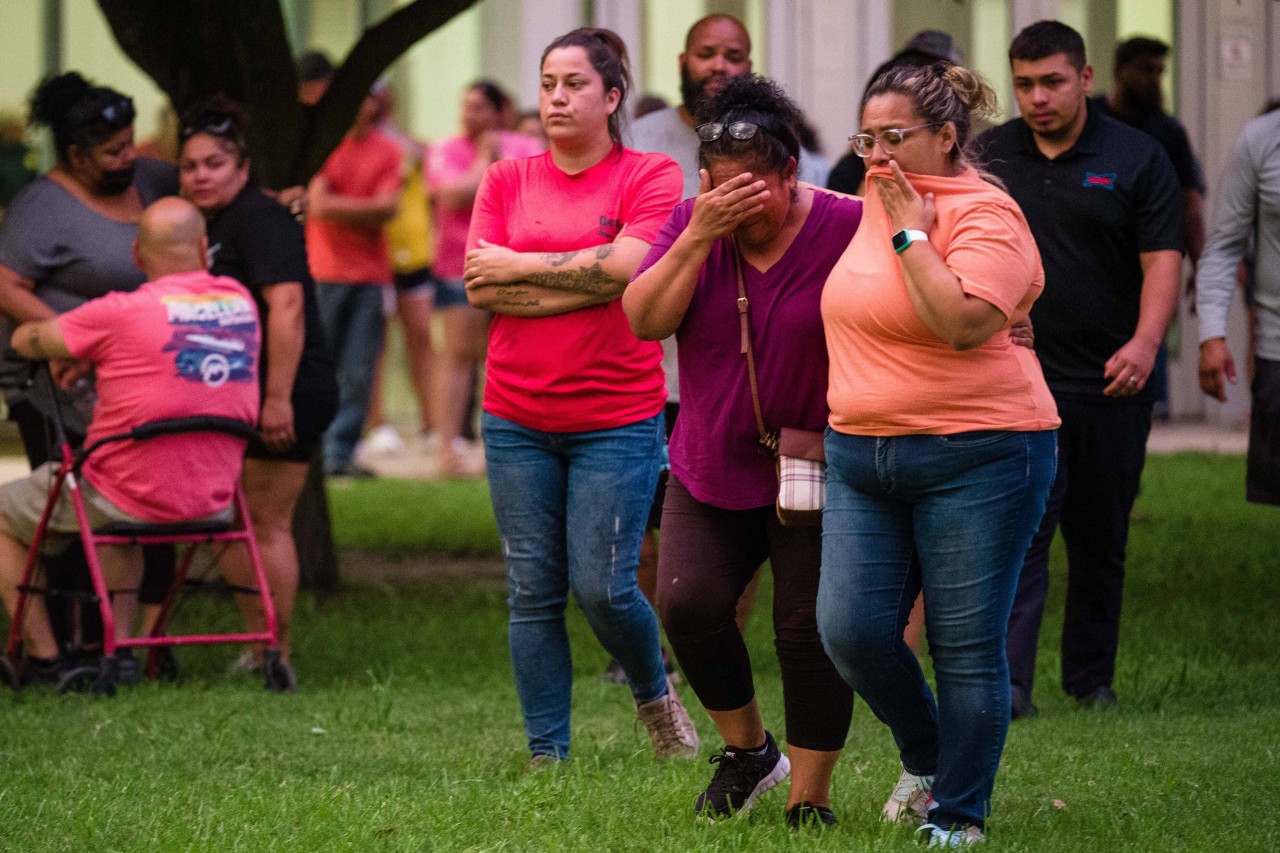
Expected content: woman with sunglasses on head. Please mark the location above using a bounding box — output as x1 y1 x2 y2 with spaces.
463 27 698 765
817 63 1059 845
0 72 179 682
624 75 858 828
177 97 338 689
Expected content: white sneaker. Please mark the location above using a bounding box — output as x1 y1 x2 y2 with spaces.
883 766 934 824
917 823 985 847
361 424 405 456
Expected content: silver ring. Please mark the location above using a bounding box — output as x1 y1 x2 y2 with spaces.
1128 376 1139 384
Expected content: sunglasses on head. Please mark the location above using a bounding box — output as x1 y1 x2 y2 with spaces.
696 120 767 142
69 95 135 130
180 118 242 146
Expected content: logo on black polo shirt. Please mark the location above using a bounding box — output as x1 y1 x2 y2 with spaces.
1082 172 1117 190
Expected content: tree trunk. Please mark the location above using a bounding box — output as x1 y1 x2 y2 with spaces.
293 450 338 592
97 0 479 187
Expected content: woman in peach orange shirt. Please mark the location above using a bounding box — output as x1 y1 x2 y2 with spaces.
816 64 1059 846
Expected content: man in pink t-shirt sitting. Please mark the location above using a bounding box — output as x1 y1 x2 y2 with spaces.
0 198 260 682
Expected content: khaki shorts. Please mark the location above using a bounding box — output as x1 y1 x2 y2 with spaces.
0 462 229 547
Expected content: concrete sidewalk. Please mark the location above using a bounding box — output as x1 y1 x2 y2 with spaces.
0 421 1247 487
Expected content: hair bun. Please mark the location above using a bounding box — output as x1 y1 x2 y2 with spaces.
29 71 93 127
942 64 998 120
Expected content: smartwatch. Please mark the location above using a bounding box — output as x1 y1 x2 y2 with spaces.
892 229 929 254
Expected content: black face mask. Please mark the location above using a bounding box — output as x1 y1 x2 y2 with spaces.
95 164 135 195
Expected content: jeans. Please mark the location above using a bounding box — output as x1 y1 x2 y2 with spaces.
315 282 386 472
817 429 1056 830
483 411 668 759
1007 397 1151 699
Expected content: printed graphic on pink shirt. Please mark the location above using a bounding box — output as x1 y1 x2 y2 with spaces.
159 293 258 388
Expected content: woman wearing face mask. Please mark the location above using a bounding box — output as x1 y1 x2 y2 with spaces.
0 72 179 683
177 97 338 689
0 72 177 454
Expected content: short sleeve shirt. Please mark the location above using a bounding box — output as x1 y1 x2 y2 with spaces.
0 157 177 312
1093 96 1205 193
822 168 1059 436
976 103 1183 399
427 131 544 278
305 129 403 284
467 146 679 432
58 271 261 522
208 185 335 399
0 157 177 407
635 190 863 509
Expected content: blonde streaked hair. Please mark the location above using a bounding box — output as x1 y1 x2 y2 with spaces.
863 62 1003 186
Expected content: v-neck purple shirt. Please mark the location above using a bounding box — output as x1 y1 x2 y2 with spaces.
635 190 862 509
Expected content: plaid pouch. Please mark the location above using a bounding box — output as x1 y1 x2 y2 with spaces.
776 427 826 527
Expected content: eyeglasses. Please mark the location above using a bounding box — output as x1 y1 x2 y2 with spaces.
848 123 941 157
696 121 763 142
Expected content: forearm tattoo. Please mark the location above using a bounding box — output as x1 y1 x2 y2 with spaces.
526 263 615 294
532 245 617 292
493 286 541 310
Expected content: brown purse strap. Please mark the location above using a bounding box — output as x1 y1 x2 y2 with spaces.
733 240 777 454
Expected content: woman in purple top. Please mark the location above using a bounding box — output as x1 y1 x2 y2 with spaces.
624 76 860 829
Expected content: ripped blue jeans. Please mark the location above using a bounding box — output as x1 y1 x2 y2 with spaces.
482 411 667 758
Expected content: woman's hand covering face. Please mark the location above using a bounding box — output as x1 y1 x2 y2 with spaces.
686 168 770 244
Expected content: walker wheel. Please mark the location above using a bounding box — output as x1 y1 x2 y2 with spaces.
57 665 100 694
0 656 19 691
92 655 119 697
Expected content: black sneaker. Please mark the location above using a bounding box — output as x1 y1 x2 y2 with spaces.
694 731 791 820
21 655 65 686
786 801 837 829
1076 685 1118 710
1011 684 1038 720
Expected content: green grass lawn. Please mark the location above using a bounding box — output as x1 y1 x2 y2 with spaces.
2 454 1277 851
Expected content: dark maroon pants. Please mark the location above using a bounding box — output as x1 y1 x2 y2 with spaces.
657 476 852 751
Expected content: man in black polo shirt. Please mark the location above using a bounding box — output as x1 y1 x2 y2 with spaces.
976 20 1182 717
1096 36 1206 420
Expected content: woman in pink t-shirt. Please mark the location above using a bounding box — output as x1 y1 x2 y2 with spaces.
817 65 1059 844
462 28 697 765
426 81 542 476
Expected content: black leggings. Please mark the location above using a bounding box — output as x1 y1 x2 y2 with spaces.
656 476 853 751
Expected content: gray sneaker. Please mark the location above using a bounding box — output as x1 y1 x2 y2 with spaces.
636 679 700 759
883 766 934 824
